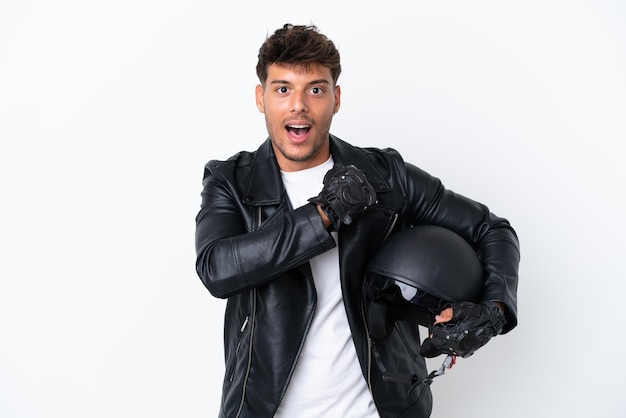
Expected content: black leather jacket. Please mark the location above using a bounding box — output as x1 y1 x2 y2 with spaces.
195 135 520 418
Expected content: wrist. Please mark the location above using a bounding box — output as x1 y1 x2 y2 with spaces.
316 204 332 229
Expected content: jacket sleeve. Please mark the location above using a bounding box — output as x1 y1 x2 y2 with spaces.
194 162 336 299
402 161 520 333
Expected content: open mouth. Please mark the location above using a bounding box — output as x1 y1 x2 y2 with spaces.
286 124 311 136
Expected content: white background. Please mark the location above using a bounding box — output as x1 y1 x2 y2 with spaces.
1 1 625 417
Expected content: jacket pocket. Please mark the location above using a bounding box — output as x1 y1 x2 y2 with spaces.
397 383 432 418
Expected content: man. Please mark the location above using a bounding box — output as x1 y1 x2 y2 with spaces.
195 23 519 418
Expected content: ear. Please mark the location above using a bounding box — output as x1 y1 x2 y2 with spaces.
333 85 341 114
255 84 265 113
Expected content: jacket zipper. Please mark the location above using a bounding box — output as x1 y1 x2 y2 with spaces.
235 207 262 417
394 322 419 362
381 213 398 243
235 289 256 417
361 300 382 415
362 211 398 415
229 316 250 382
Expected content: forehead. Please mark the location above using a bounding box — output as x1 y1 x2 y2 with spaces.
265 63 334 85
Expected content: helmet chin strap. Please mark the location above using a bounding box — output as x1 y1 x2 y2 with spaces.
421 354 457 385
382 354 457 392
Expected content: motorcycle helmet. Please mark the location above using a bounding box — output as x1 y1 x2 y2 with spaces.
365 225 485 339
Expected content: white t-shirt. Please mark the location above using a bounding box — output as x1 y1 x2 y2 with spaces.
275 157 378 418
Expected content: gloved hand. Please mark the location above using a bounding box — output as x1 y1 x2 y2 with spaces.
308 164 377 231
420 301 506 358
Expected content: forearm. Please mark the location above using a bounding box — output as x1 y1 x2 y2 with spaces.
475 221 520 332
403 163 520 332
196 203 335 298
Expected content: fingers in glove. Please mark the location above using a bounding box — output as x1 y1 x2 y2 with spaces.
434 307 453 325
420 337 446 358
308 164 377 230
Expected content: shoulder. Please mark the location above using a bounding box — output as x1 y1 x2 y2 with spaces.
330 135 406 172
331 136 442 195
349 141 436 184
362 145 405 167
206 150 253 173
202 143 262 182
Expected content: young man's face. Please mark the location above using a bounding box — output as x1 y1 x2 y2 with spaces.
256 63 341 172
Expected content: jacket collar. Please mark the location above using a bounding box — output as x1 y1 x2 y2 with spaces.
244 134 391 206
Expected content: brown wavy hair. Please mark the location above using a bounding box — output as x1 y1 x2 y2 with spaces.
256 23 342 86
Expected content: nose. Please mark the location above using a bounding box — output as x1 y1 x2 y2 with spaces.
290 91 308 113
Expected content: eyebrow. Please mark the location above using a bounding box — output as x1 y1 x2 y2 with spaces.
270 79 331 86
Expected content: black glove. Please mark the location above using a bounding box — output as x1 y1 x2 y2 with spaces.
420 301 506 358
308 164 377 231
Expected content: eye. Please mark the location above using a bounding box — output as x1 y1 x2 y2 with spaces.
309 86 324 95
277 86 289 94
